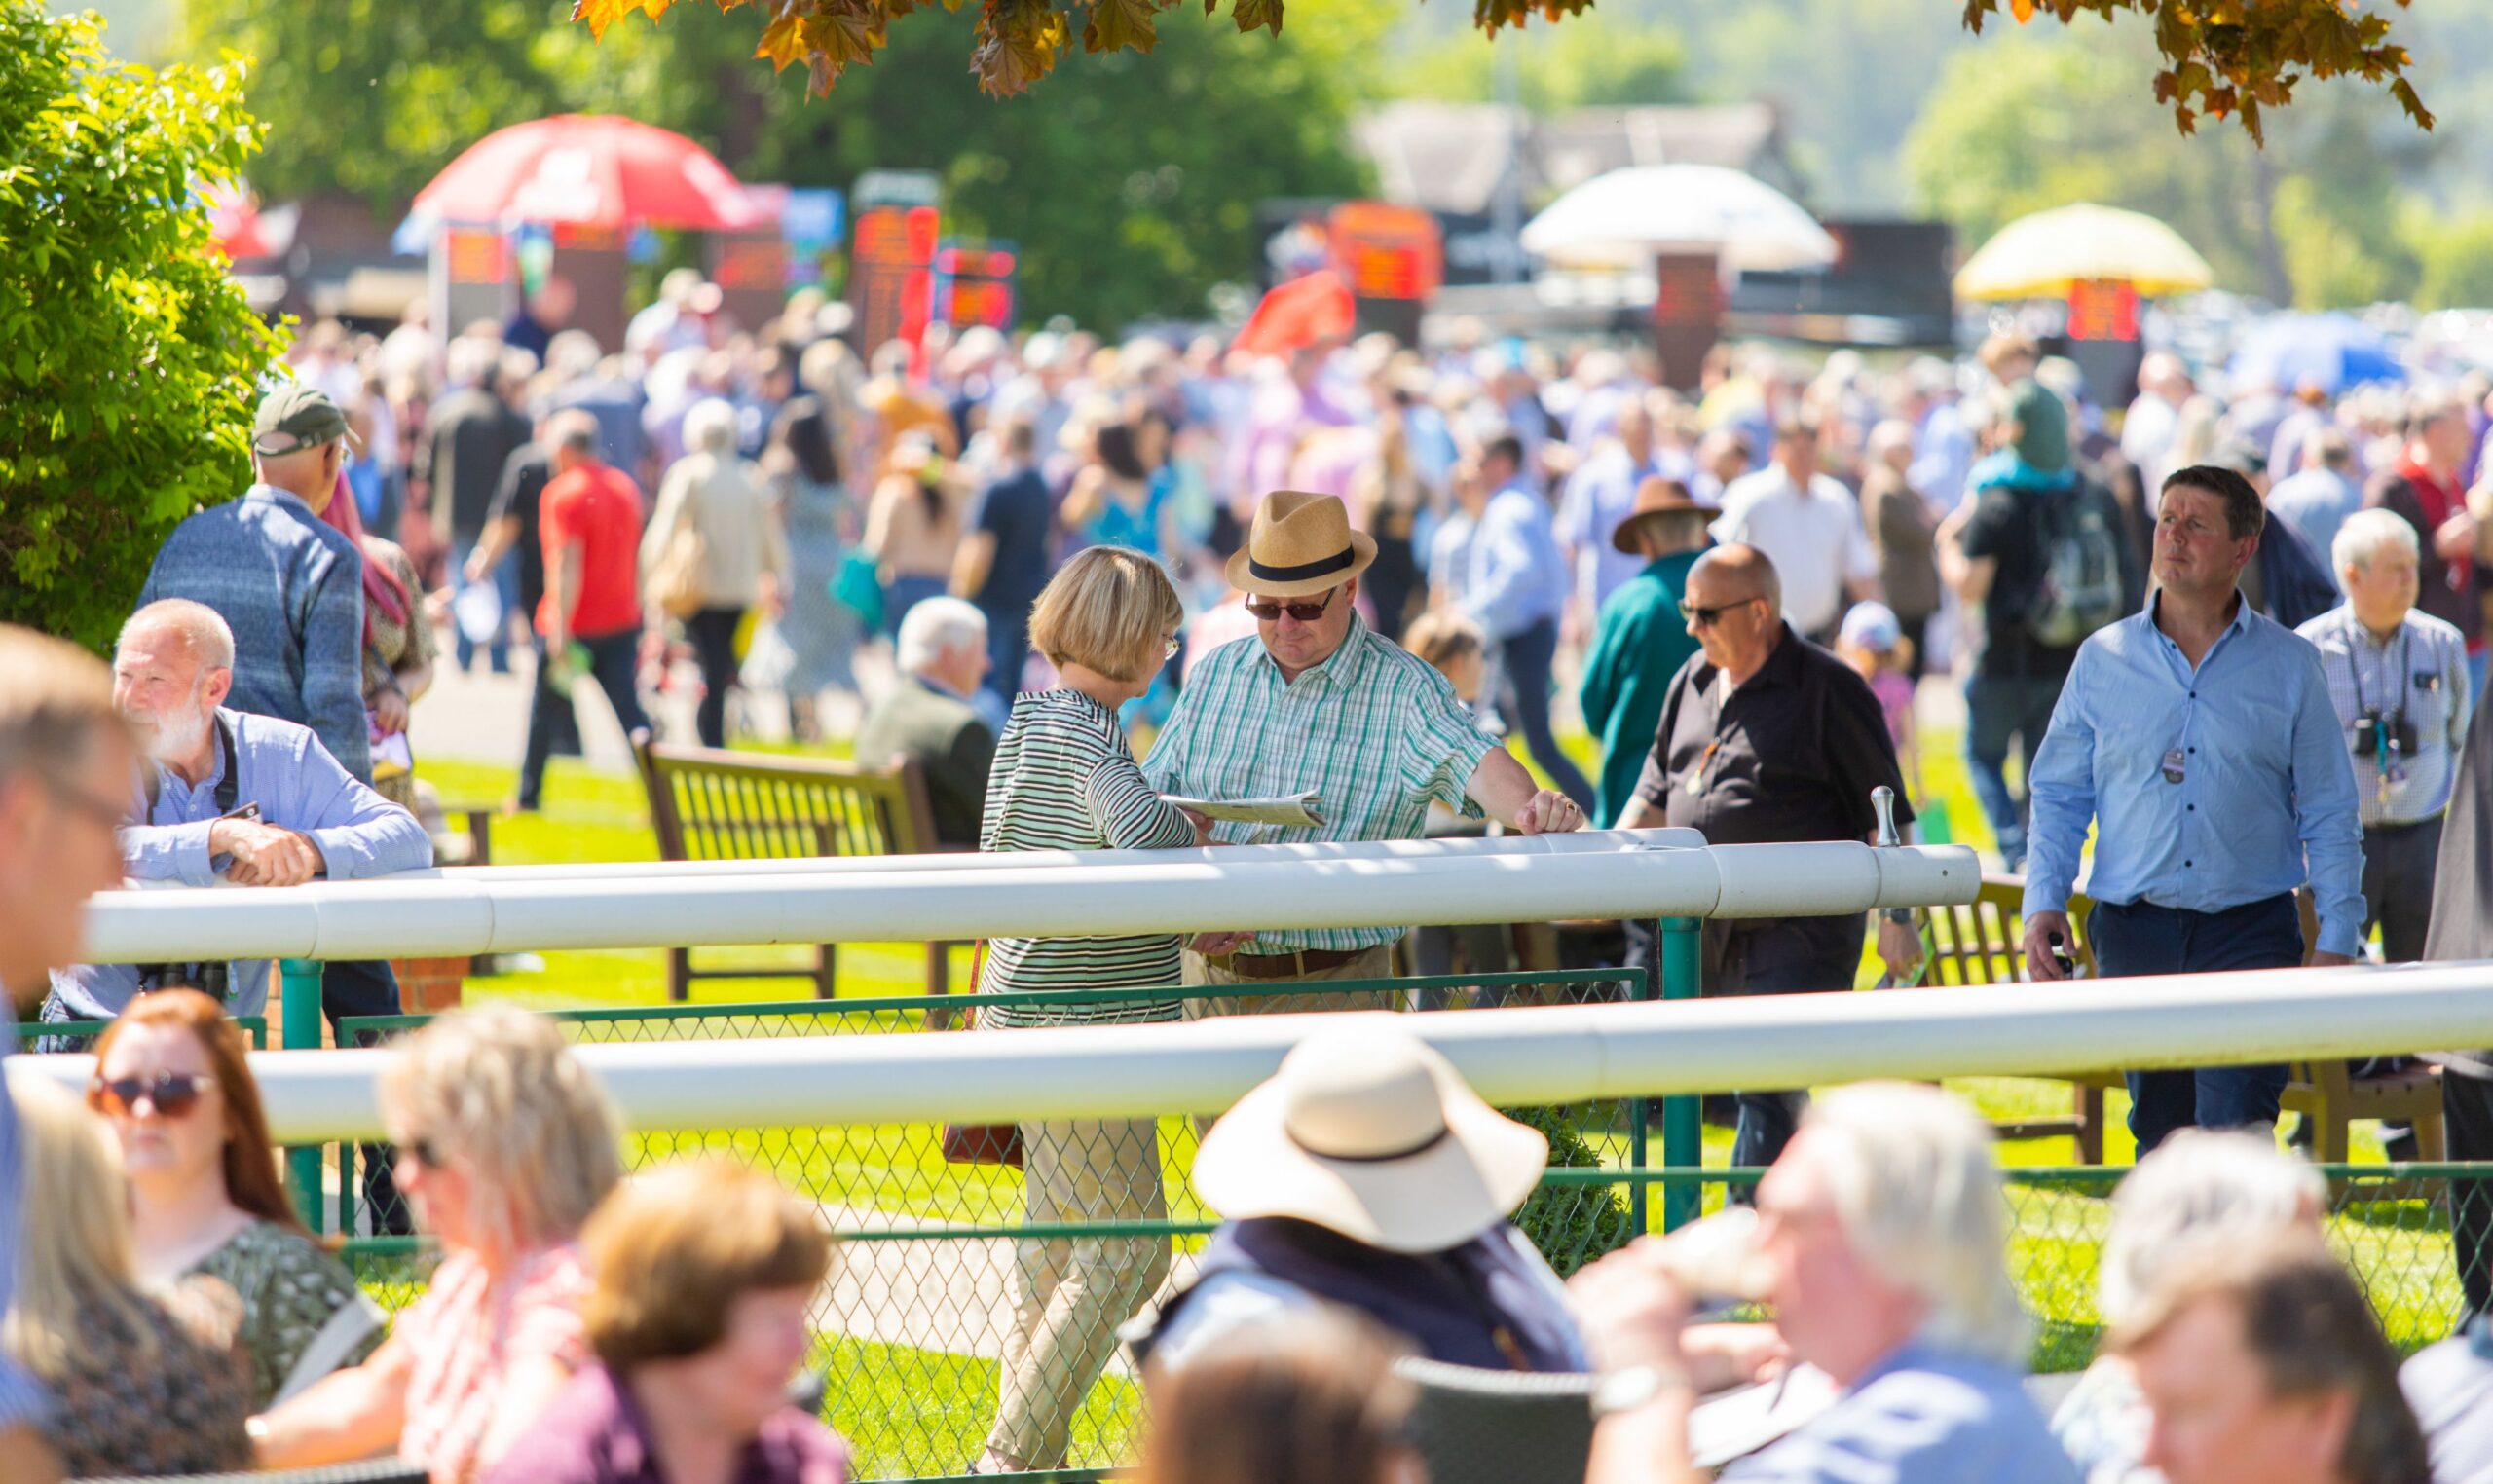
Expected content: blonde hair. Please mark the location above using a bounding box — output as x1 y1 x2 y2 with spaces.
583 1161 835 1370
1029 545 1183 684
2099 1130 2325 1329
3 1062 160 1380
1803 1083 2031 1364
1401 611 1484 676
380 1007 624 1254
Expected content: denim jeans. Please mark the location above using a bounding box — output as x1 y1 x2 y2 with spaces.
451 539 521 674
1496 616 1596 812
1963 670 2065 868
2088 893 2302 1155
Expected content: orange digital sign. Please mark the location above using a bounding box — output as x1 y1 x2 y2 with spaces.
1324 202 1442 302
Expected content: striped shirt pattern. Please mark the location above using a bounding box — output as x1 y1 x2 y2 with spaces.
2295 604 2473 827
982 689 1199 1025
1142 617 1500 953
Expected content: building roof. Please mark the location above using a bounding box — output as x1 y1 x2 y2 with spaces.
1352 101 1802 218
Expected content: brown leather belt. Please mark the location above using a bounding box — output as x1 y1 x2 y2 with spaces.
1208 947 1367 981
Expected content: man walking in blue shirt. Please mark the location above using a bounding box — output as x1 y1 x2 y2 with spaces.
2023 464 2364 1155
1464 434 1596 811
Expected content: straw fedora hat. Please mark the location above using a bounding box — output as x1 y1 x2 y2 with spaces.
1225 490 1379 599
1194 1020 1548 1254
1609 475 1708 555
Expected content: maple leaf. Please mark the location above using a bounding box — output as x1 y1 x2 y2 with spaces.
2008 0 2034 22
973 0 1067 95
755 9 806 68
572 0 671 37
1228 0 1281 36
1083 0 1163 53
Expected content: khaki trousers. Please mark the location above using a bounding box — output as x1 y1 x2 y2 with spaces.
1177 943 1400 1020
987 1115 1169 1467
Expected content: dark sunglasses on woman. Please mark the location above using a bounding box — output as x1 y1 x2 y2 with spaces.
90 1071 218 1118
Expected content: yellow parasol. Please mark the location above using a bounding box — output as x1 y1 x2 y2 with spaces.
1953 203 2215 301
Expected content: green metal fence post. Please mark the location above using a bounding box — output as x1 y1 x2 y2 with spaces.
279 958 325 1234
1626 959 1652 1236
1659 917 1702 1231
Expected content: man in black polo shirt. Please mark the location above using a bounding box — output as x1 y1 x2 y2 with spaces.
1617 543 1922 1169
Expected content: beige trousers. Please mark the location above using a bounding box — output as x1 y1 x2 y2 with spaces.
987 1115 1170 1467
1177 943 1401 1019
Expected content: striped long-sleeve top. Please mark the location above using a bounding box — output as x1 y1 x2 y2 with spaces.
979 688 1197 1026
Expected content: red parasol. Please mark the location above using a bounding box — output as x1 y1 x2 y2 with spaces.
204 179 274 260
411 114 763 232
1231 270 1357 359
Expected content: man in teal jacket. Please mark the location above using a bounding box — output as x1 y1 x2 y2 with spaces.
1579 477 1711 828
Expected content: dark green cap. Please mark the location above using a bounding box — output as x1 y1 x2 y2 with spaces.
251 383 352 457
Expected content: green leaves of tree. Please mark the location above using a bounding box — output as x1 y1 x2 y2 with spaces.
0 0 282 652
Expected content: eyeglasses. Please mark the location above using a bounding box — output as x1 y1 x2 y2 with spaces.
1246 587 1340 623
91 1072 217 1119
1678 597 1761 628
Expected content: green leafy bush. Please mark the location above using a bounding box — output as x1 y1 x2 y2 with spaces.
1507 1103 1636 1279
0 2 284 652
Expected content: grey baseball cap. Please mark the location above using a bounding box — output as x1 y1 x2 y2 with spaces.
251 383 354 457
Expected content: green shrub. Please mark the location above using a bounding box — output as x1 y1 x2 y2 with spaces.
1506 1103 1636 1278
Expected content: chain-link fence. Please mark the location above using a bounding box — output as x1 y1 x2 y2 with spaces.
293 979 2491 1482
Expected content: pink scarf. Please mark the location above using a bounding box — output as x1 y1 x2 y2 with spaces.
319 470 411 649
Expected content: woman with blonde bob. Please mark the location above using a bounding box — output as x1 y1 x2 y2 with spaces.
253 1006 626 1484
972 544 1206 1473
3 1064 253 1476
485 1161 851 1484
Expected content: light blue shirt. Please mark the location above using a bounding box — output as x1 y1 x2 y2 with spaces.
1723 1338 2077 1484
1464 483 1570 642
1558 444 1695 612
53 708 432 1019
2023 593 2366 956
2266 468 2363 587
0 994 49 1431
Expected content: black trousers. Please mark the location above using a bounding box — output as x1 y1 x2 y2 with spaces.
322 959 412 1235
2446 1065 2493 1321
686 606 745 749
2090 893 2302 1155
2362 816 2443 964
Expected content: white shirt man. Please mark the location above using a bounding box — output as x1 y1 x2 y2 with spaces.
1710 419 1879 640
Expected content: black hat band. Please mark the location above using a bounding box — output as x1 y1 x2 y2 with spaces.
1246 547 1356 584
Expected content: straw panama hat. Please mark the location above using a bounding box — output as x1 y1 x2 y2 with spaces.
1194 1020 1549 1254
1225 490 1380 599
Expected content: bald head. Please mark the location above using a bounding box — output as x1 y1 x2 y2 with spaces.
1690 543 1782 616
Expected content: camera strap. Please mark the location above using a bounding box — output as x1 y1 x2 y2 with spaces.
2347 620 2412 734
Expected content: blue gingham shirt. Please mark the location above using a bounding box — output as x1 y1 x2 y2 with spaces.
52 708 431 1019
0 993 49 1430
2024 592 2366 956
2295 604 2472 827
139 485 371 781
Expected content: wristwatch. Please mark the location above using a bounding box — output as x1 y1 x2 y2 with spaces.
1591 1362 1692 1419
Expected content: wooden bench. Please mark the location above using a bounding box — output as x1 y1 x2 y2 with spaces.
633 734 954 1004
1925 874 2444 1166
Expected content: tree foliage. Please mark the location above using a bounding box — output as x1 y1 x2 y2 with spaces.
0 1 285 652
1391 15 1690 113
576 0 2431 136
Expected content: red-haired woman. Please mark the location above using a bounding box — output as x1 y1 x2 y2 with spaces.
89 989 383 1408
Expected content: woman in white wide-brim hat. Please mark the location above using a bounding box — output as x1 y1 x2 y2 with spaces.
1135 1021 1589 1374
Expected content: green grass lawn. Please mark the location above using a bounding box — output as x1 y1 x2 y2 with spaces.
391 735 2455 1476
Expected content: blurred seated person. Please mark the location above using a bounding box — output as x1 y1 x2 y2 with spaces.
3 1064 252 1476
91 989 384 1409
2052 1132 2325 1482
2114 1236 2428 1484
46 599 432 1023
2401 1289 2493 1484
1135 1022 1588 1373
854 597 997 849
1572 1082 2074 1484
253 1007 625 1484
1135 1309 1422 1484
485 1161 851 1484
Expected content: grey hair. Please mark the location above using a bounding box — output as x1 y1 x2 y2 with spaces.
682 397 740 457
445 336 502 389
119 599 236 673
2333 506 2421 579
896 597 988 676
1804 1083 2032 1365
2099 1130 2326 1329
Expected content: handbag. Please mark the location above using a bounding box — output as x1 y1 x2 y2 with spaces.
938 942 1023 1168
647 523 709 620
831 550 886 636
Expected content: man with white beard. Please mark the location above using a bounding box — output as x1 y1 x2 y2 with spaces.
45 599 430 1023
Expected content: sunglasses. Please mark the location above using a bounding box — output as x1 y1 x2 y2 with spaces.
1678 597 1762 628
1246 587 1339 624
91 1071 218 1119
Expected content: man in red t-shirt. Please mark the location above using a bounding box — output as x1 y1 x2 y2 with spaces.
518 411 650 808
2365 397 2480 655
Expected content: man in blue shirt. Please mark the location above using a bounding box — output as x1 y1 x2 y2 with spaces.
141 383 371 783
1464 434 1596 811
0 624 143 1484
953 416 1054 709
2022 464 2364 1155
1573 1083 2075 1484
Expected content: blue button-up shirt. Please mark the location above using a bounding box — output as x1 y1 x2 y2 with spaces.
1558 444 1695 612
1722 1338 2077 1484
1465 483 1571 642
140 485 372 782
53 708 432 1019
0 993 49 1432
2024 593 2366 956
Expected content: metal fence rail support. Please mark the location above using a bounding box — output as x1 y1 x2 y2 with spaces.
1658 916 1703 1231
